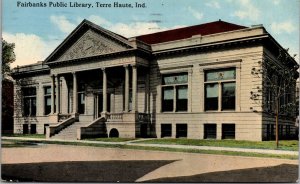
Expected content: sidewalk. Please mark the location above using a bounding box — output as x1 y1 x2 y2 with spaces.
2 136 298 156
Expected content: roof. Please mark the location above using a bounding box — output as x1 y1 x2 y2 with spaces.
135 20 247 44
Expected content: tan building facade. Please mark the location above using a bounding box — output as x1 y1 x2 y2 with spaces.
11 20 298 141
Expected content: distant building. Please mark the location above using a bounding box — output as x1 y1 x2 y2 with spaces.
11 20 298 140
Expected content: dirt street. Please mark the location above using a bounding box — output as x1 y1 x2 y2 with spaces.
1 144 298 182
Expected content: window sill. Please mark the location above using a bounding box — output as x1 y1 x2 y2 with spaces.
161 111 188 114
204 110 236 112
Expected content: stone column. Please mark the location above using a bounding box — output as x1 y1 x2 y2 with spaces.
132 65 137 112
124 65 129 112
236 65 241 111
199 69 204 112
188 70 192 112
145 71 149 113
55 75 60 114
51 75 55 114
102 68 107 113
37 82 43 116
218 82 222 112
72 72 78 114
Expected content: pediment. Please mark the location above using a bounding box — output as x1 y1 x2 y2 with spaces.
45 19 134 63
57 29 128 61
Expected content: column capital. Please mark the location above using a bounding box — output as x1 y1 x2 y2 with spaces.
131 64 137 68
123 64 129 68
101 67 106 72
72 71 77 75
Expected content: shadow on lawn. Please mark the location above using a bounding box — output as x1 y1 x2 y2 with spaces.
2 160 177 182
145 164 298 183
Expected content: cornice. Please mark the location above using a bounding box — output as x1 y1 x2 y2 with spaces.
153 34 269 57
11 68 50 78
46 48 152 68
47 49 136 67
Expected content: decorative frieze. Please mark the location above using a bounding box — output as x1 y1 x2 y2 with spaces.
58 30 127 61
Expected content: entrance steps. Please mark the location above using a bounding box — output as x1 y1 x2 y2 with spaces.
50 122 88 140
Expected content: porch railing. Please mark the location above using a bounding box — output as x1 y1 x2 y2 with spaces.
106 112 150 123
137 113 151 122
107 113 123 121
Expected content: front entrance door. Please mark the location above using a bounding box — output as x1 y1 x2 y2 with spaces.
94 93 111 119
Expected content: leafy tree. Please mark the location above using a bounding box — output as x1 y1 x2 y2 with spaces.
2 39 16 133
250 49 299 148
2 39 16 78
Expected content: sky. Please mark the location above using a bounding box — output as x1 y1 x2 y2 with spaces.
2 0 299 68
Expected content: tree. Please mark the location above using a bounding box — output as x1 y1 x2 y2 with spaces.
2 39 16 134
250 49 299 148
2 39 16 78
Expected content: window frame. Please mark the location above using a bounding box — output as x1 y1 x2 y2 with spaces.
204 67 236 112
222 123 236 139
77 84 86 114
176 124 188 138
204 123 217 139
22 87 37 117
161 124 172 138
44 86 52 115
161 72 188 113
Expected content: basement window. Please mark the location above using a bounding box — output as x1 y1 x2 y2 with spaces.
222 124 235 139
204 124 217 139
176 124 187 138
161 124 172 138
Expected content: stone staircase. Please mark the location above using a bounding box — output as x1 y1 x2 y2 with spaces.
50 121 88 140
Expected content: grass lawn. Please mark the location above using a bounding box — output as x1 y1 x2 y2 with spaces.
2 139 298 160
135 139 299 151
83 137 137 142
2 134 46 139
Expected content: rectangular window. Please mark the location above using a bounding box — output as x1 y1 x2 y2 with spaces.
77 84 85 114
30 124 37 134
162 87 174 112
161 124 172 137
205 83 219 110
204 124 217 139
205 68 236 81
161 73 188 112
267 124 275 140
222 124 235 139
176 124 187 138
266 84 273 111
23 124 29 134
78 92 85 114
205 68 236 111
44 86 52 115
222 83 236 110
163 73 188 85
176 86 188 111
23 87 36 116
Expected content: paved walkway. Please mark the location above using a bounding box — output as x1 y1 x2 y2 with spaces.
2 136 298 156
